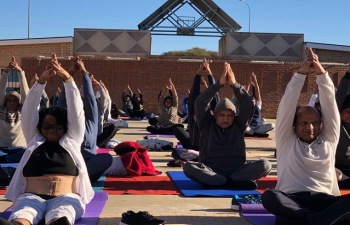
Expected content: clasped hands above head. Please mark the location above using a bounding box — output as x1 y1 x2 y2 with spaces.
5 56 22 73
197 58 212 75
298 48 326 75
219 62 236 86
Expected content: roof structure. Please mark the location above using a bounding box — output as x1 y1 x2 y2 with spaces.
138 0 241 37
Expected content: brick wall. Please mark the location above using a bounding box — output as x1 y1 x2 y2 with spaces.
313 49 350 63
0 43 72 68
1 41 349 118
20 57 349 118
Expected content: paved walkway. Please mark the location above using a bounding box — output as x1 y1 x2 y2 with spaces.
0 119 277 225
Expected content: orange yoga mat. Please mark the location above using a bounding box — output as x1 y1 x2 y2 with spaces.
103 175 180 195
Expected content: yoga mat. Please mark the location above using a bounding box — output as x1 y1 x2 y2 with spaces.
0 164 18 195
103 175 179 195
96 148 111 154
176 144 183 149
167 171 260 197
0 164 18 168
148 134 175 138
244 137 272 140
119 117 147 121
0 192 108 225
256 177 277 193
91 175 106 192
240 204 275 225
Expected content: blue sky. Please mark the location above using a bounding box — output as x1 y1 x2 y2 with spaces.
1 0 349 55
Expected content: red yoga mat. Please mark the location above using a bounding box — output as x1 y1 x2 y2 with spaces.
103 175 180 195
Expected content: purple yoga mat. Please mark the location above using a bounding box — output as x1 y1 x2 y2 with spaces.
239 204 276 225
0 192 108 225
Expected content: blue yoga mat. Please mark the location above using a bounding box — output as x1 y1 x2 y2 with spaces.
167 171 260 197
0 163 18 168
0 192 108 225
91 175 106 192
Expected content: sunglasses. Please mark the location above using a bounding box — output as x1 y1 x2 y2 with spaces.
41 124 63 131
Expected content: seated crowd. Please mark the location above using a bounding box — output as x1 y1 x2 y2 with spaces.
0 47 350 225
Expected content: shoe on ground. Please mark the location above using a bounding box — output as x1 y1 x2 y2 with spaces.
119 210 137 225
120 210 165 225
231 197 240 211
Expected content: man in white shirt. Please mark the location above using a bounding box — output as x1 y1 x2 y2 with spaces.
261 48 350 225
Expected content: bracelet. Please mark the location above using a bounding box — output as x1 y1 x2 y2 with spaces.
63 76 73 83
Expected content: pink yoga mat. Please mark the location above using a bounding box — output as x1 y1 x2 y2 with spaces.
97 148 111 154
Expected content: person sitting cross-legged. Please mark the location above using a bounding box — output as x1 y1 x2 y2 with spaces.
0 53 94 225
0 57 29 164
121 84 133 117
261 48 350 225
245 72 275 138
131 88 151 119
182 62 271 190
146 78 184 134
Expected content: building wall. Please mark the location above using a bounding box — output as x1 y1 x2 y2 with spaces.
313 49 350 63
0 42 73 69
1 41 349 118
20 57 348 118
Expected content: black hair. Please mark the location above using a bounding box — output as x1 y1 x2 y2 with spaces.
37 106 68 134
125 95 131 98
184 97 189 103
293 106 323 127
164 96 173 106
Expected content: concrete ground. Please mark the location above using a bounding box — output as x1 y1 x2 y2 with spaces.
0 119 277 225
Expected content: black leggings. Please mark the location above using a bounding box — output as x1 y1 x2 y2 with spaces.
173 127 199 150
146 124 184 134
262 189 350 225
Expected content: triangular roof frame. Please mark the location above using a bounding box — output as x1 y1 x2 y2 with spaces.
138 0 242 37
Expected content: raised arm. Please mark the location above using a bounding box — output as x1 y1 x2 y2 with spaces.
251 73 261 102
127 84 133 98
336 69 350 111
21 81 47 143
22 57 61 142
137 89 143 104
18 71 29 104
227 64 254 133
0 71 10 105
195 62 227 130
246 75 252 93
276 48 313 145
310 53 340 143
276 74 305 145
100 80 112 118
0 58 17 105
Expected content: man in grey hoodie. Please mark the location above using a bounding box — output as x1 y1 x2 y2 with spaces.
182 62 271 190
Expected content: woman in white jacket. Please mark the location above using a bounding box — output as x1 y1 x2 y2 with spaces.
1 54 94 225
